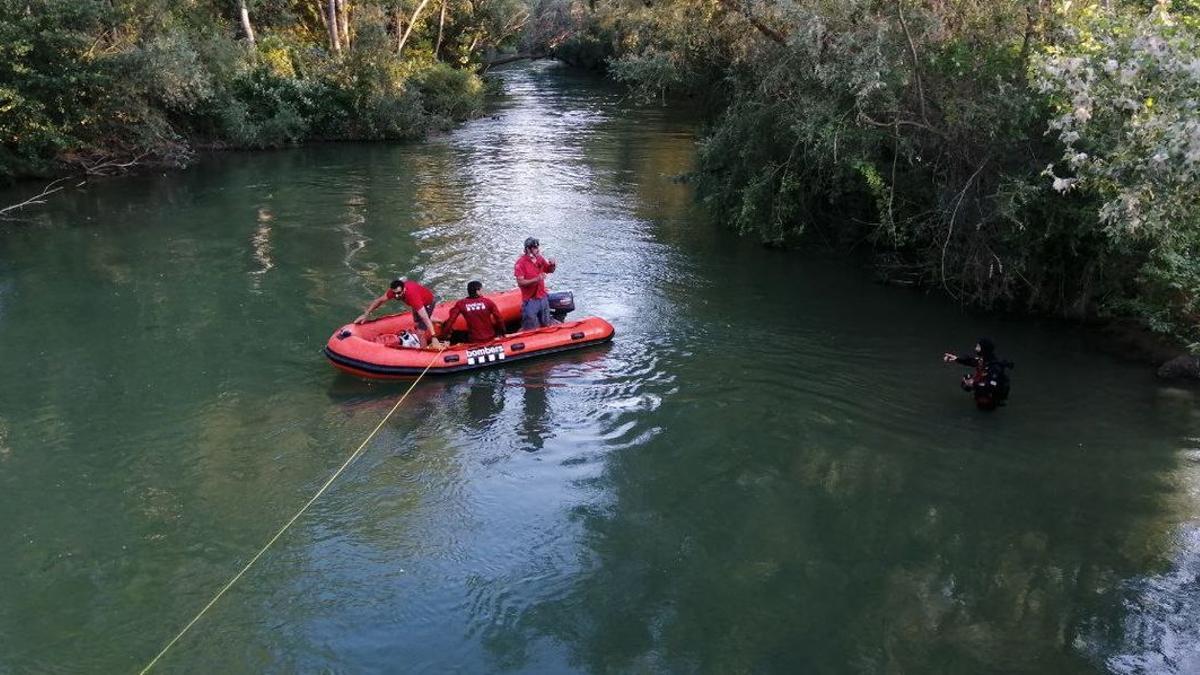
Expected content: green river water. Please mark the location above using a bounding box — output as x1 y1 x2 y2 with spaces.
1 63 1198 673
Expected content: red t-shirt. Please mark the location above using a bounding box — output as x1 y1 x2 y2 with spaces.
386 281 434 309
513 254 554 300
443 296 504 342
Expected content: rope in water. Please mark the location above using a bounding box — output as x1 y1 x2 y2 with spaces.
139 345 447 674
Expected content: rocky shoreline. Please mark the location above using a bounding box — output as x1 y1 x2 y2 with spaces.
1082 318 1198 382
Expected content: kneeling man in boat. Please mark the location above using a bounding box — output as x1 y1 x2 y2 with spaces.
439 280 506 345
355 277 444 349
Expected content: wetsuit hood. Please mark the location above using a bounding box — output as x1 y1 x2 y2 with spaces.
977 337 996 360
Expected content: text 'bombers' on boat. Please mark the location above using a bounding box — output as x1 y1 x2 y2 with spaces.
323 289 615 379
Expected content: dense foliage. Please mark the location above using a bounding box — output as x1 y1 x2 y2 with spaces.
0 0 535 180
561 0 1200 347
5 0 1197 345
1039 1 1200 339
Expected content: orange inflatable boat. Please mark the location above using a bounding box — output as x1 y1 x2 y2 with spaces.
323 289 614 379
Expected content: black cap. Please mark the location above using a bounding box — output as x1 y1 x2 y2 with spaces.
524 237 539 250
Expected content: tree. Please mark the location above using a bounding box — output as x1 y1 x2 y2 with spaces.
1039 0 1200 343
237 0 256 46
327 0 342 52
397 0 434 54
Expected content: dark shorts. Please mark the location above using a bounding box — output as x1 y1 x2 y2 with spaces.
521 296 551 330
411 302 435 331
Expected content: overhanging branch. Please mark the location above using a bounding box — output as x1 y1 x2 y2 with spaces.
715 0 787 45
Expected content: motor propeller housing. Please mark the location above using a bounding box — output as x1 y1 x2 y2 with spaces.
548 291 575 322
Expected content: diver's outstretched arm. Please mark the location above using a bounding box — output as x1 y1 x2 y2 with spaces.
942 352 975 366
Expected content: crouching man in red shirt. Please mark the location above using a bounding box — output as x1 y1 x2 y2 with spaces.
440 280 505 344
355 277 444 349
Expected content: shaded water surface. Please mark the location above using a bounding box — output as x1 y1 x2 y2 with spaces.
1 63 1198 673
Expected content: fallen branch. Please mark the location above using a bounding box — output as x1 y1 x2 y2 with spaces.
858 111 946 139
79 151 149 176
0 177 76 217
479 51 548 72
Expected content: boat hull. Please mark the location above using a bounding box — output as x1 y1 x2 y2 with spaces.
323 289 614 379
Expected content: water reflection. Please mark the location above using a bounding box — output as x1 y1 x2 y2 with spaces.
464 373 507 427
1096 524 1200 674
1082 398 1200 674
513 364 552 452
249 207 275 290
500 410 1185 672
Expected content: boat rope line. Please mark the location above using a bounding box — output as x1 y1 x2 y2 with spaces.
139 345 447 674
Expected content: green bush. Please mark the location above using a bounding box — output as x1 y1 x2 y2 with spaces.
217 68 313 147
554 25 615 71
413 62 485 123
0 0 502 181
0 0 111 178
581 0 1199 335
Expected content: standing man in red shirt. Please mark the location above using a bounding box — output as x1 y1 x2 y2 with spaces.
439 281 505 344
355 277 444 348
513 236 557 331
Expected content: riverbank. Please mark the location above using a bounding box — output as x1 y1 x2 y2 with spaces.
2 58 488 185
558 0 1200 357
870 261 1198 377
0 0 523 186
1088 320 1200 379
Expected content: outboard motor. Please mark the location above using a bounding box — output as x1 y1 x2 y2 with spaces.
548 291 575 322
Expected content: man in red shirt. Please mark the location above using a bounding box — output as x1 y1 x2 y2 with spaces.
355 277 444 348
513 236 557 330
439 281 505 344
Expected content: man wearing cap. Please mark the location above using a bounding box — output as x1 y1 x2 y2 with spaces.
514 237 557 330
355 277 444 348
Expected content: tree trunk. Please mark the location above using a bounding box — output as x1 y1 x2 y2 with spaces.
327 0 341 52
315 0 328 32
338 0 350 50
434 0 448 59
396 9 405 52
1019 0 1040 65
896 0 929 124
237 0 256 47
397 0 432 55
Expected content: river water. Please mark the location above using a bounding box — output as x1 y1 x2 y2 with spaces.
1 62 1198 673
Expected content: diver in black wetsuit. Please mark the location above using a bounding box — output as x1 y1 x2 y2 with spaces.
942 337 1013 411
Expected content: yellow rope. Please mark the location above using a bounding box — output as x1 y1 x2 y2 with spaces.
139 346 447 674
